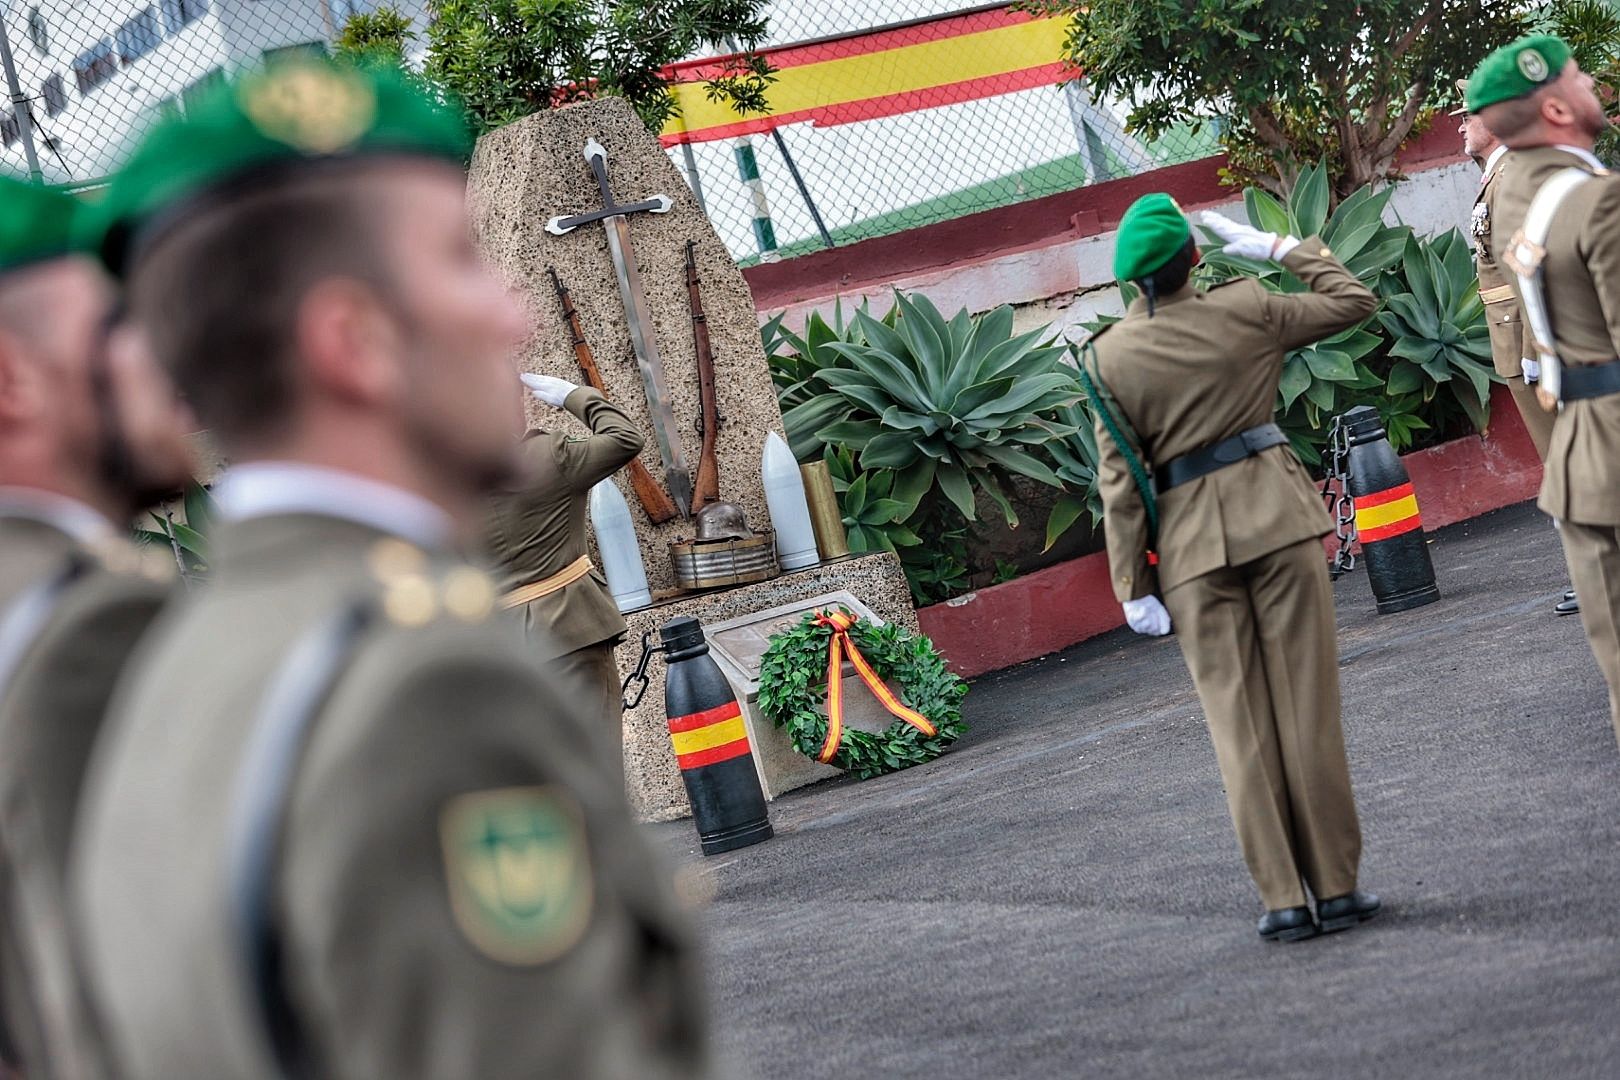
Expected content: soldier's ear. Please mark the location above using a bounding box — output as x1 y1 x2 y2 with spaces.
0 328 44 424
294 278 397 409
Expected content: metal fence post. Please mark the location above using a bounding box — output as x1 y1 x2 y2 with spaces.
0 14 43 184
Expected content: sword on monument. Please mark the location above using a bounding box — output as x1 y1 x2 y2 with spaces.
546 266 679 524
545 138 694 519
684 240 723 513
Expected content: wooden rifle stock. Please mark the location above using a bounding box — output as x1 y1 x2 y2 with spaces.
546 267 678 524
685 241 722 512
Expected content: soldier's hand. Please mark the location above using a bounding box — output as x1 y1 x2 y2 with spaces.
1122 595 1172 637
1521 357 1540 384
1201 211 1300 262
520 373 578 408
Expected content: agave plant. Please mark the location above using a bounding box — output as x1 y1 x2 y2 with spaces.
763 300 879 463
811 293 1082 525
1376 230 1499 432
1042 393 1104 551
133 481 216 583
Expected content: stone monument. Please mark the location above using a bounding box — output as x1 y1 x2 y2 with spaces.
469 98 919 822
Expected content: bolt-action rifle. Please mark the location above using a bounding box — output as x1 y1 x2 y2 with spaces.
547 266 678 524
685 241 723 513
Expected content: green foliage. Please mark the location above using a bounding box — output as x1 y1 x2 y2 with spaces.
133 482 216 582
756 610 967 780
1376 230 1499 433
1041 396 1103 553
762 301 876 463
1032 0 1527 197
421 0 774 136
821 445 966 606
810 293 1080 526
333 5 416 72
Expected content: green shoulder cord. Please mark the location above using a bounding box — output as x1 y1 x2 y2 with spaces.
1075 341 1159 546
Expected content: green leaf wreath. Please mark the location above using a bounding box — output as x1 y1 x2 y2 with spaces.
757 609 968 780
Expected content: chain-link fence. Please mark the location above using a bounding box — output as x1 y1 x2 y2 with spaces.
0 0 1215 259
0 0 429 188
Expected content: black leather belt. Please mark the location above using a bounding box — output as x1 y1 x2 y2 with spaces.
1156 422 1289 493
1562 358 1620 402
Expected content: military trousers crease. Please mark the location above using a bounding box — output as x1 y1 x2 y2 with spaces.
1162 538 1362 911
550 642 628 788
1557 520 1620 741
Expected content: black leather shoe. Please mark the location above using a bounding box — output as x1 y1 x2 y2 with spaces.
1258 906 1319 942
1557 589 1580 616
1316 890 1381 934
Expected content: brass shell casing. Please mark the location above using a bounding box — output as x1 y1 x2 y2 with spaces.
799 461 850 559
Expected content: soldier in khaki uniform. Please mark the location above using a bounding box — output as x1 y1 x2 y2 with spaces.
1470 36 1620 740
486 372 643 779
0 177 194 1079
1087 194 1380 942
71 63 713 1079
1454 80 1578 617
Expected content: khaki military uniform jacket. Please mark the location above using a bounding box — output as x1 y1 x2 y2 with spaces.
0 514 171 1080
72 514 711 1080
1474 154 1536 378
1490 145 1620 526
1093 239 1379 601
486 387 643 661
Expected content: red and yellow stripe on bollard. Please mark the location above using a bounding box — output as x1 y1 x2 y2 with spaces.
667 702 752 770
1353 481 1422 542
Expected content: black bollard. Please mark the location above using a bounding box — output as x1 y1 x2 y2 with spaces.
1341 405 1440 614
660 616 773 855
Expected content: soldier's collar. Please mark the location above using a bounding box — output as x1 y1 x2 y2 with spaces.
1127 283 1198 317
1483 143 1509 178
212 462 454 550
1552 144 1606 172
0 486 117 545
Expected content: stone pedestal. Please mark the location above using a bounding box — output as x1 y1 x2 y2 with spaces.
618 553 917 823
468 99 918 822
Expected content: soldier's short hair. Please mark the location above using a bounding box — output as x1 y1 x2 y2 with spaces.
1144 237 1198 297
127 161 396 451
1480 88 1550 143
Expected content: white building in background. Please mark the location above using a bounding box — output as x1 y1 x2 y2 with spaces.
0 0 427 185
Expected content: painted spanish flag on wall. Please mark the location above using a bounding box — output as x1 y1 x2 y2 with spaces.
658 5 1077 148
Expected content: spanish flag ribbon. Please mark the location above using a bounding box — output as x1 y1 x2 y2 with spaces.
813 610 937 764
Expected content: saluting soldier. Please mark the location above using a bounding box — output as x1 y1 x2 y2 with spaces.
1086 194 1381 942
1469 36 1620 741
0 177 194 1079
70 63 714 1079
1454 79 1578 617
486 372 643 780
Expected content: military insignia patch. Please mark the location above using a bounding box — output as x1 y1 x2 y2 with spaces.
440 786 594 965
1518 48 1549 83
241 65 377 154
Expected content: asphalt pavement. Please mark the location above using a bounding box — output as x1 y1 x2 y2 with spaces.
654 500 1620 1080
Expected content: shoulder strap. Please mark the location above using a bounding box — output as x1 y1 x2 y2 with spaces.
225 599 375 1080
0 558 89 702
1075 342 1159 545
1504 166 1596 403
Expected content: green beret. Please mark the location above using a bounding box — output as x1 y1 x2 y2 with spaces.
0 176 87 277
92 60 472 275
1466 34 1572 112
1113 193 1191 282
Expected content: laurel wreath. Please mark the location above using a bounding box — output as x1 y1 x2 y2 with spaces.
756 609 968 779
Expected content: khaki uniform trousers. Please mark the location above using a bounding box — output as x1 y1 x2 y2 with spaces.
551 642 627 786
1558 521 1620 740
1162 538 1362 911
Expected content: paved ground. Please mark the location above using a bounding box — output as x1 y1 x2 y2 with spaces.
653 501 1620 1080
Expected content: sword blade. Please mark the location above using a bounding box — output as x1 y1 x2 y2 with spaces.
602 212 693 518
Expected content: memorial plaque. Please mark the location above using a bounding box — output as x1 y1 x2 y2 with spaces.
704 590 886 689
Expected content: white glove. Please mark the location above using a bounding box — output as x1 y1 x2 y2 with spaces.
1201 211 1300 262
1122 595 1173 637
520 372 578 407
1521 357 1540 384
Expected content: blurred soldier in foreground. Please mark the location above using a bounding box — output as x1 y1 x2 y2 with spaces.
71 63 713 1079
486 372 643 780
1471 36 1620 740
1454 79 1577 617
1085 194 1380 942
0 176 193 1078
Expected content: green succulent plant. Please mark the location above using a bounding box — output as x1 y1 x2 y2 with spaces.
812 293 1082 526
1376 230 1499 433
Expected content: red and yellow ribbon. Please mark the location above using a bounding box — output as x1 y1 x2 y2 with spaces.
813 610 936 764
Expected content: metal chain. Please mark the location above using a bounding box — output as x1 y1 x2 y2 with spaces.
620 630 665 712
1320 415 1359 579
